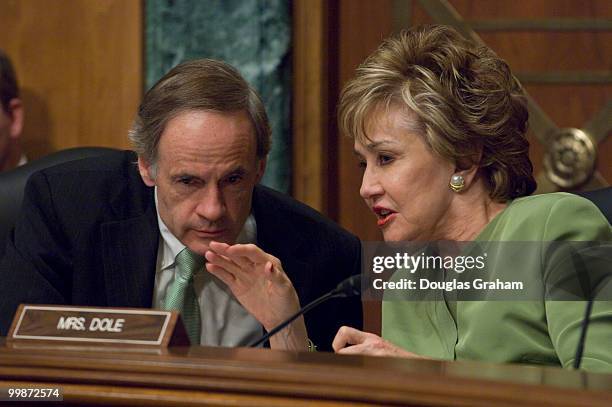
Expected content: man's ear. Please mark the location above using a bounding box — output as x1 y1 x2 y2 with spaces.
7 99 24 139
255 157 267 184
137 156 156 187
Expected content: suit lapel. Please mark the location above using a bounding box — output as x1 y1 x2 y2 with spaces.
252 186 314 297
101 201 159 308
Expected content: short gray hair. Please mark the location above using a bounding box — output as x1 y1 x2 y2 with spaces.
129 59 271 165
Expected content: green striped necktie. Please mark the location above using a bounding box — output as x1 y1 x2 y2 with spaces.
163 247 203 345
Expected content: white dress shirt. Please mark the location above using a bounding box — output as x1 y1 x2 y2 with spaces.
152 188 263 347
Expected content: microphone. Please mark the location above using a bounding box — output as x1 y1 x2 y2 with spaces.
573 297 593 369
568 243 606 370
249 274 361 348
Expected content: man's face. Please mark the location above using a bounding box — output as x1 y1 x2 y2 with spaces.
138 109 265 256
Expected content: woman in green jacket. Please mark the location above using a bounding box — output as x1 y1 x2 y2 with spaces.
332 25 611 372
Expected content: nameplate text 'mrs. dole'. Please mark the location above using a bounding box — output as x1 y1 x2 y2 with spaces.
7 304 189 347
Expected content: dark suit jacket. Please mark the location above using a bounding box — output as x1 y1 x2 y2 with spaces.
0 151 362 350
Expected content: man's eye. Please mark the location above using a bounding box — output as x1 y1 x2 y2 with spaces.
226 175 243 185
178 177 194 185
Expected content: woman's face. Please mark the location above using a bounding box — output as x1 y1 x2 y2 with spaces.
354 107 455 242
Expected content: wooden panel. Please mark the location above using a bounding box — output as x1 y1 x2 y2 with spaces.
337 0 394 241
292 0 335 214
336 0 395 336
447 0 612 18
411 0 612 182
0 0 142 159
1 341 611 406
524 85 612 177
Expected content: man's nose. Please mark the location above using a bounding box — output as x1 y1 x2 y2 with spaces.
195 186 226 222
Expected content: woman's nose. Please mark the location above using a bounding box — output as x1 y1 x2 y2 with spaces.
359 167 384 200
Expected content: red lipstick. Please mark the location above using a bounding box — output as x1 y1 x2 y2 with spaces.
373 206 396 228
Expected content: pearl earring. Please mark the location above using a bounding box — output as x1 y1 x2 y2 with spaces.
449 174 465 192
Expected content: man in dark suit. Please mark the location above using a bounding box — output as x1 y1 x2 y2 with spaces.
0 59 362 351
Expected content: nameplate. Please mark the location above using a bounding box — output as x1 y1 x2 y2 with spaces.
7 305 189 347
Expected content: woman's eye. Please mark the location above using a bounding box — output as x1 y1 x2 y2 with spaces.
358 160 367 169
378 154 393 165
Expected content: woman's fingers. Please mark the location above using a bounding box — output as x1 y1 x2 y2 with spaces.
332 326 369 352
333 327 426 359
336 344 369 355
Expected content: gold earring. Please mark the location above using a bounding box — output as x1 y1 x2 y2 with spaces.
449 174 465 192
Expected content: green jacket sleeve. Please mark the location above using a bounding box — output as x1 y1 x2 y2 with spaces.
542 195 612 372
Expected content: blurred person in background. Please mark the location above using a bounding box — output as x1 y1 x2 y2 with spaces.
0 49 25 172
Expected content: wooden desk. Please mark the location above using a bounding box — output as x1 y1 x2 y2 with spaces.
0 338 610 406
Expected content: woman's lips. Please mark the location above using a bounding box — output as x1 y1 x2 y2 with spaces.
373 206 396 228
377 212 396 227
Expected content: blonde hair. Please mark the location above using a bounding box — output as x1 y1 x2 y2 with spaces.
338 25 536 200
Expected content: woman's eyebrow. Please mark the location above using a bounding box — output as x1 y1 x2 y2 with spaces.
365 139 397 149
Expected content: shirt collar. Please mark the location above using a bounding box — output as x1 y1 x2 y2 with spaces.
154 187 257 271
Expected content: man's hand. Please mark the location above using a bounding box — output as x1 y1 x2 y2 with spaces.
332 326 426 358
205 241 308 351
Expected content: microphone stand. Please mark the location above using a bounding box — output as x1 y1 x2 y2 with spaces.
249 274 361 348
573 296 593 369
